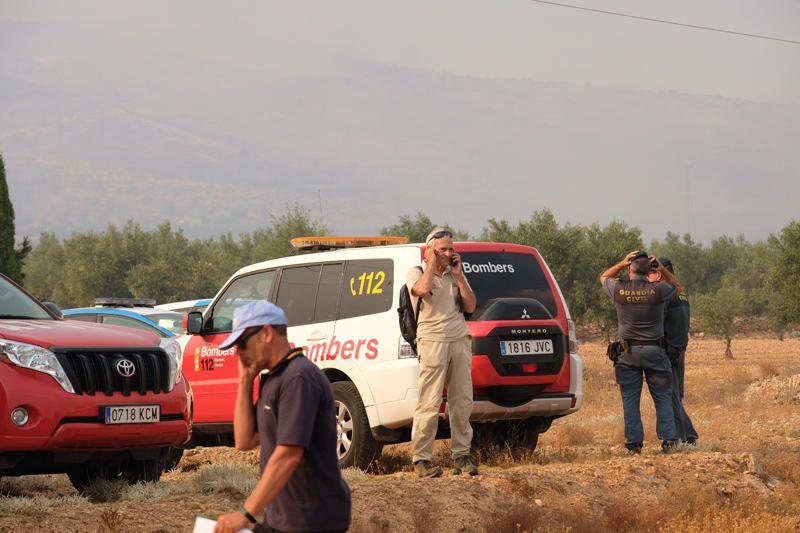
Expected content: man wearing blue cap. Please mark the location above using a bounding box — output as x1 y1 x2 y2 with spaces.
214 301 351 533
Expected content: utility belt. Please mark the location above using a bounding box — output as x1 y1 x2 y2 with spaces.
624 339 663 347
607 338 664 362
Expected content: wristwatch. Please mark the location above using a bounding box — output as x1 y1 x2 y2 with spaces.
239 505 257 525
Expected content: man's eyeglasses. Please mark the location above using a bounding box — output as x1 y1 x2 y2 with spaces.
235 326 263 351
427 230 452 243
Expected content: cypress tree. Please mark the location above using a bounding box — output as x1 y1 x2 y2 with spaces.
0 154 28 284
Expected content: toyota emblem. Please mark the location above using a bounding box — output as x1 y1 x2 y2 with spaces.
116 359 136 378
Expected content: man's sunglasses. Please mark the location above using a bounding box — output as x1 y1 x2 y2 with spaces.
235 326 263 351
428 230 452 243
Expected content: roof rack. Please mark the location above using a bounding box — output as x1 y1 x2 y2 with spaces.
290 236 408 252
94 297 157 308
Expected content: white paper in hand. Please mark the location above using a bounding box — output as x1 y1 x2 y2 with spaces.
193 515 253 533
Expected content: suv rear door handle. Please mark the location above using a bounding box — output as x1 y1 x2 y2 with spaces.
307 331 327 342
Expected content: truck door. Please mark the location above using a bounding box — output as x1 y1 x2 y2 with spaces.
183 270 276 424
275 263 342 369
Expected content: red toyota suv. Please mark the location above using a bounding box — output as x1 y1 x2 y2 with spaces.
0 273 191 490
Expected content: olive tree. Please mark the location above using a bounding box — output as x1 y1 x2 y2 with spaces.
694 286 746 358
381 212 469 242
766 221 800 339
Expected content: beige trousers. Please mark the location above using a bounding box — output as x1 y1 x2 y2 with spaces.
411 337 473 463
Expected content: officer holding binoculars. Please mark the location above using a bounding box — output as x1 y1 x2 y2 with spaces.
600 250 682 454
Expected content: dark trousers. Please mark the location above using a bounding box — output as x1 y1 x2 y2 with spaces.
255 526 347 533
614 345 677 448
667 347 698 442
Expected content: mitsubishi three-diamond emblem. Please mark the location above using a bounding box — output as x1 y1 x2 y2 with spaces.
521 308 531 319
116 359 136 378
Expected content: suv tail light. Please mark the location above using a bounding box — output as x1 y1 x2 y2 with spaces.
398 337 417 359
567 319 578 353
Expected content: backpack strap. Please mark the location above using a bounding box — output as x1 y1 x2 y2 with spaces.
413 266 424 319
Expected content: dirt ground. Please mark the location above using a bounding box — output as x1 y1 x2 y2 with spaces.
2 337 800 532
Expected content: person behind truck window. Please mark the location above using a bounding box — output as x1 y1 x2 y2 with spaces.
407 228 479 477
600 251 680 454
213 301 351 533
648 257 698 445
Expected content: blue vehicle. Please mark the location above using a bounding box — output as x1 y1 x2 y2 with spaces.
155 298 212 314
63 298 185 338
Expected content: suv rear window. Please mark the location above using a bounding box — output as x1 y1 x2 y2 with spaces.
460 252 558 318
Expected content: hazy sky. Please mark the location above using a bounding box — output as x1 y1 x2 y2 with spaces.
4 0 799 103
2 1 799 243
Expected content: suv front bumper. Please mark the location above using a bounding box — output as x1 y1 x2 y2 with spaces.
0 363 191 453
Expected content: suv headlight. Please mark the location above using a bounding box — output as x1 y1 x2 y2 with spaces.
0 340 75 393
160 338 183 390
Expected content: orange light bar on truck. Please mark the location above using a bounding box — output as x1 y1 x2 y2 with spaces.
290 236 408 250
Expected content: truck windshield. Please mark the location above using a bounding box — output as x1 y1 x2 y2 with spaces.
459 251 558 318
145 312 186 335
0 276 54 320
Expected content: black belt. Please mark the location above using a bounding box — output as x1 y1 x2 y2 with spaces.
625 339 662 346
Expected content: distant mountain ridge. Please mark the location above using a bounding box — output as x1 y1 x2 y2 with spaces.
1 62 798 242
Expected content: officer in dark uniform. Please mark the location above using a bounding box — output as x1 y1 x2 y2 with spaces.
649 257 698 444
600 250 680 454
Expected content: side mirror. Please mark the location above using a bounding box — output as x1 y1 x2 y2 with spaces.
187 311 204 334
43 302 63 318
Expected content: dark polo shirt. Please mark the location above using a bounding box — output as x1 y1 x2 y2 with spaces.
256 349 351 532
603 275 677 342
664 292 691 349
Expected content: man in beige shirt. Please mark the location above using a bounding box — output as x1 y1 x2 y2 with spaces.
407 228 478 477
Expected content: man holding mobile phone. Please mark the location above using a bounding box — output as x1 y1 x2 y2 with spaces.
407 228 478 477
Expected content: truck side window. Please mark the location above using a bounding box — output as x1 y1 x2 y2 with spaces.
275 265 321 326
339 259 394 320
314 263 343 322
208 270 276 333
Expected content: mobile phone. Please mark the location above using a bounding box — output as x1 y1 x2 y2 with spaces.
451 256 458 266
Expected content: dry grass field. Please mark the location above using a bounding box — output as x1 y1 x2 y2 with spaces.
1 337 799 532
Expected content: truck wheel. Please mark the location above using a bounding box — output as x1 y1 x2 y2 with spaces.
332 382 383 470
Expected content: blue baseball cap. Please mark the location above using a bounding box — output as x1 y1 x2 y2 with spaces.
219 300 288 350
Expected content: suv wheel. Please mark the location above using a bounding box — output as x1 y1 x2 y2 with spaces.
67 462 125 493
123 447 168 483
163 447 184 471
332 382 383 470
475 418 548 451
124 458 164 483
